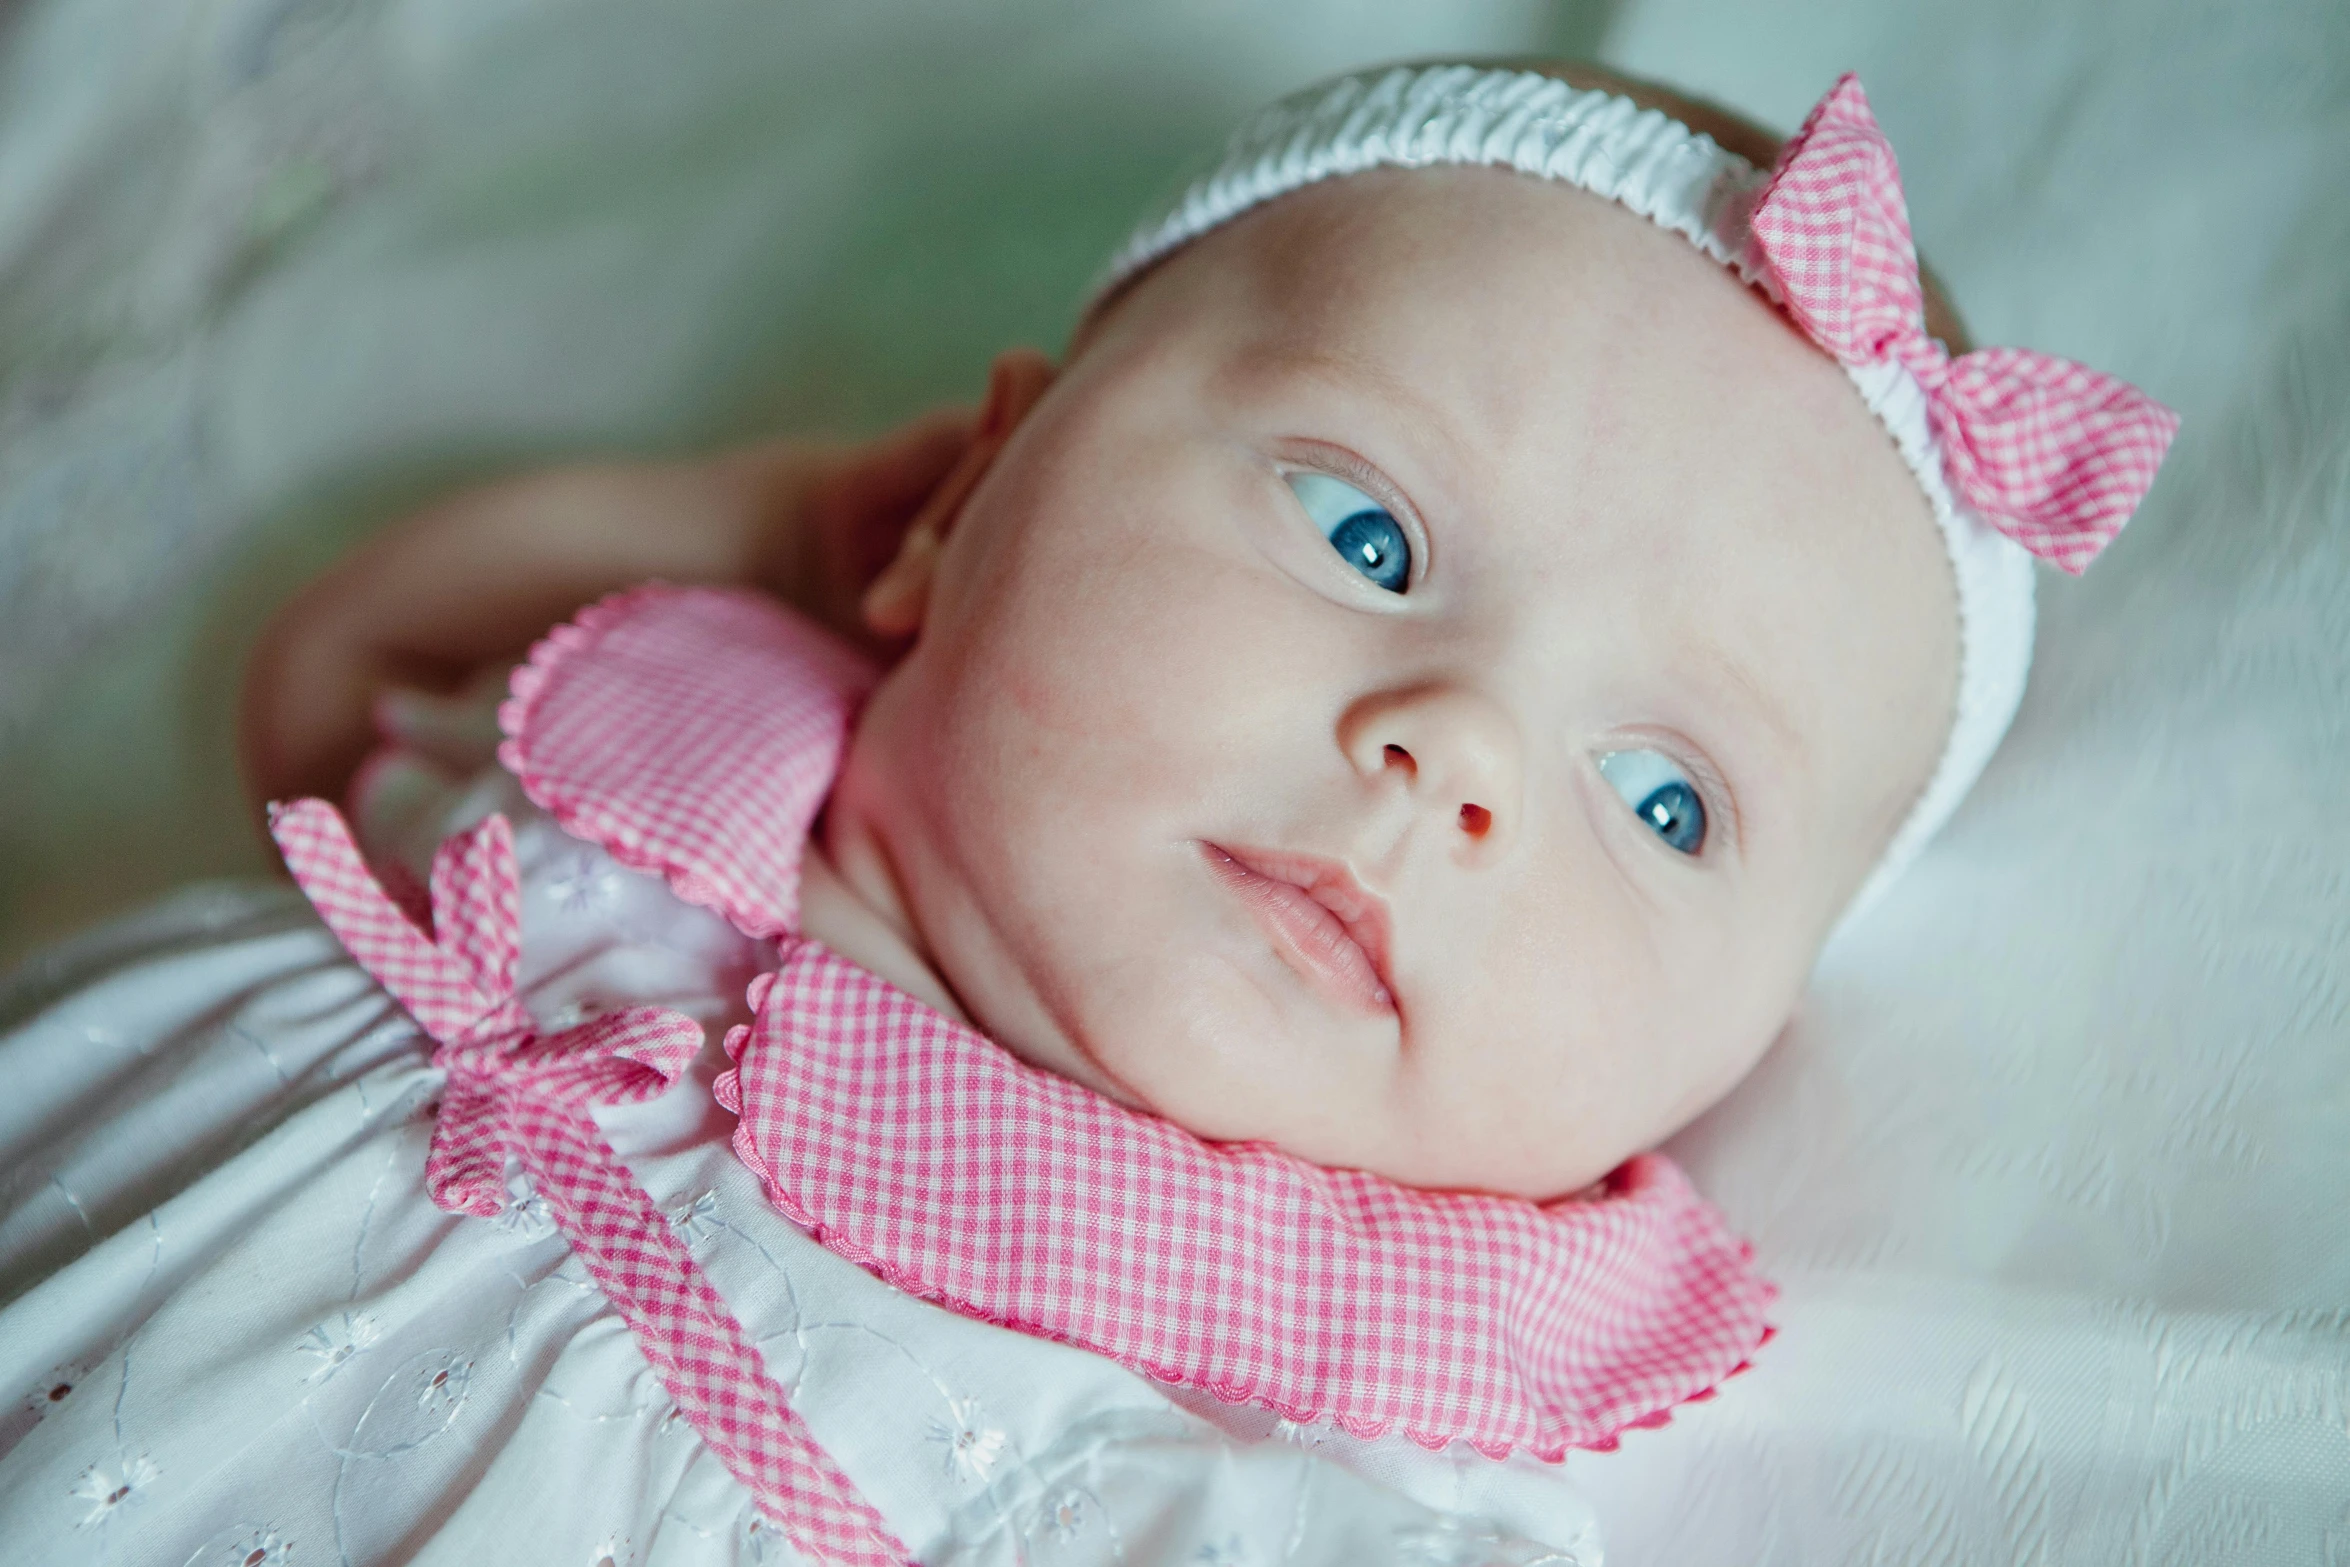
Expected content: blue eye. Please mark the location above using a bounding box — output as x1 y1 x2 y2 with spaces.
1285 472 1411 593
1597 749 1708 855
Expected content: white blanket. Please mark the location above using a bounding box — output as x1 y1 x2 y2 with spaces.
3 0 2346 1561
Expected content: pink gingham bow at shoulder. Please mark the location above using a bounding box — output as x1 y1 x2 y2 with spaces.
269 794 909 1564
268 799 702 1217
1748 73 2180 574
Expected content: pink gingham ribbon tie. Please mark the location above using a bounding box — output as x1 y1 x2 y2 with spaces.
268 796 910 1567
268 799 700 1217
1748 73 2181 574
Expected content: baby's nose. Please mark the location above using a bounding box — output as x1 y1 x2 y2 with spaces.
1338 684 1522 853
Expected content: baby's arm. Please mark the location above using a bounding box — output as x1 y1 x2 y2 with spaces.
239 411 970 814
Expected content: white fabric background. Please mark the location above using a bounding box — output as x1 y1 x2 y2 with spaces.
1 0 2345 1562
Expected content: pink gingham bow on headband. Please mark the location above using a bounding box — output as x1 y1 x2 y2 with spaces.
1748 74 2180 574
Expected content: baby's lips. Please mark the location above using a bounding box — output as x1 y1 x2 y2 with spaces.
1203 842 1398 1016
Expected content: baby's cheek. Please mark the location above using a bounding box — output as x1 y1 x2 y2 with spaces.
1408 869 1709 1191
994 568 1294 794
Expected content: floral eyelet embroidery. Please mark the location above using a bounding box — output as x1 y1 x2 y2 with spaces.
926 1396 1007 1483
414 1357 473 1415
667 1189 720 1246
295 1312 382 1385
69 1453 158 1529
188 1524 295 1567
20 1359 93 1421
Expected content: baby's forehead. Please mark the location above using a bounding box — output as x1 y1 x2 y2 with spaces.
1167 169 1905 545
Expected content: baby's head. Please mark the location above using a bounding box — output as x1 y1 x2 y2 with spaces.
822 65 2174 1197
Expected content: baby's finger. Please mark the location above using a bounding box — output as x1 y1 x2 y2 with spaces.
372 675 513 770
819 406 981 581
834 406 978 523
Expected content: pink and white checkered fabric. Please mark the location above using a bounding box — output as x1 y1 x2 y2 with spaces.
497 583 879 939
720 942 1774 1461
1749 73 2180 574
269 797 909 1567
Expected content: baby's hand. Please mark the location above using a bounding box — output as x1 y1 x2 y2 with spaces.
784 408 977 651
238 407 976 823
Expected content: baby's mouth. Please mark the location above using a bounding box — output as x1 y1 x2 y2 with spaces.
1199 842 1396 1017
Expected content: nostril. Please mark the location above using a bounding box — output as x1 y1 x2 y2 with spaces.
1458 803 1491 838
1383 743 1413 774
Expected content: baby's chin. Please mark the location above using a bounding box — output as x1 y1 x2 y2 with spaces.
1019 969 1758 1202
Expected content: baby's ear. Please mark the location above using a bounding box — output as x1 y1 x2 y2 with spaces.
861 348 1056 639
972 347 1058 447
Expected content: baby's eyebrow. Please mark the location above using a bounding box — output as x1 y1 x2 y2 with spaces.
1682 636 1807 798
1243 340 1479 492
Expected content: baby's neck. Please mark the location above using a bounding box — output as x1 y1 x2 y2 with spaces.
798 831 969 1025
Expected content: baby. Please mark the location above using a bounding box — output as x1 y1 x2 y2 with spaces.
244 65 2166 1200
7 59 2174 1566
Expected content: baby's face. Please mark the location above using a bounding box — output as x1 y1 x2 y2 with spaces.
827 167 1957 1197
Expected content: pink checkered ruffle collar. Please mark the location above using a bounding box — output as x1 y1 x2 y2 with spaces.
500 583 1775 1459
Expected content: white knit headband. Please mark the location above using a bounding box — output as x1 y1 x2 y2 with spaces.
1091 64 2052 918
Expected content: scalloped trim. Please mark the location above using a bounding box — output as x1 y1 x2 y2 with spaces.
495 582 796 942
722 945 1777 1464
